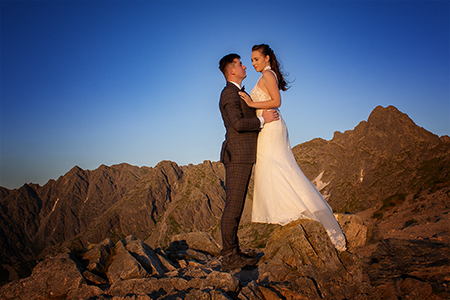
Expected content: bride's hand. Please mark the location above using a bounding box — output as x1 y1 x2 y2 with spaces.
239 92 253 107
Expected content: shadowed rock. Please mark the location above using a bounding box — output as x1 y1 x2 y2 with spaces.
171 231 222 256
0 250 85 300
1 210 448 299
82 237 114 273
125 237 165 277
106 244 150 283
366 238 450 286
258 219 369 299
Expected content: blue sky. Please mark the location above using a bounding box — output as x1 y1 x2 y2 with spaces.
1 0 449 189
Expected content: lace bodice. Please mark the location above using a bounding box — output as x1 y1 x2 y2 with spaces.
250 69 278 102
250 84 272 102
250 69 279 117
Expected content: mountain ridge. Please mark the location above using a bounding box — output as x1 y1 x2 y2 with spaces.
1 105 449 286
292 105 449 212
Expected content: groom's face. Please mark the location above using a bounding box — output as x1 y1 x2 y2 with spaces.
231 58 247 81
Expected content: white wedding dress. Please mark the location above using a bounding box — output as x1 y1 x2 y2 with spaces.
251 69 346 251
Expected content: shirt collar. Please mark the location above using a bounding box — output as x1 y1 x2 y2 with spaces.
229 81 241 90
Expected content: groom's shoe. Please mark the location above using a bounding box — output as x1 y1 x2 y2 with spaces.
239 248 257 258
222 249 258 270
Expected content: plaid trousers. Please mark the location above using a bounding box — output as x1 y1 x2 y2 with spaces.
221 161 253 255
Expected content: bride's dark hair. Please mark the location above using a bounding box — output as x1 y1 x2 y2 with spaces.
252 44 290 91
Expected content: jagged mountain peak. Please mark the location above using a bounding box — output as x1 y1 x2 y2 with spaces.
153 160 184 181
155 160 181 170
367 105 439 140
332 105 441 154
67 165 84 174
367 105 409 124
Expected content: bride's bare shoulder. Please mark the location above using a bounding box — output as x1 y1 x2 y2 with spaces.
261 70 277 85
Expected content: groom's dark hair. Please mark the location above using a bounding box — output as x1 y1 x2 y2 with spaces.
219 53 240 77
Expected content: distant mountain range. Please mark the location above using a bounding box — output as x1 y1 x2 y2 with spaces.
1 105 449 284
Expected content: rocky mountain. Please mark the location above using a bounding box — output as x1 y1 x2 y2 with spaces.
0 158 229 283
292 105 450 212
0 105 449 298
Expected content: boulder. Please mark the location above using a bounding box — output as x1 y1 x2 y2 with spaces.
365 238 450 286
0 250 85 300
156 251 178 272
125 238 165 277
201 270 240 293
82 270 108 285
108 277 183 297
258 219 369 299
66 284 105 300
171 231 221 256
82 237 114 273
186 288 233 300
337 213 368 251
237 281 266 300
106 239 150 283
178 248 210 262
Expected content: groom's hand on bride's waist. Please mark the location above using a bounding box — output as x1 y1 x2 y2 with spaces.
262 109 279 124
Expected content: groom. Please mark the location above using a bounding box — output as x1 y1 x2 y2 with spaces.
218 53 278 270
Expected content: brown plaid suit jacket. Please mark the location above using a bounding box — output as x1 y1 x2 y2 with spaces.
219 82 261 164
219 81 262 255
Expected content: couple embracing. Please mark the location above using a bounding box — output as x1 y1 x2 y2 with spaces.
219 44 346 270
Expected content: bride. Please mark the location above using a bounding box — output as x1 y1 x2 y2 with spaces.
239 44 346 251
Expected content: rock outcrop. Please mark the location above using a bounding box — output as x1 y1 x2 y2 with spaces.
258 219 368 299
356 186 450 299
2 211 448 299
0 216 367 300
